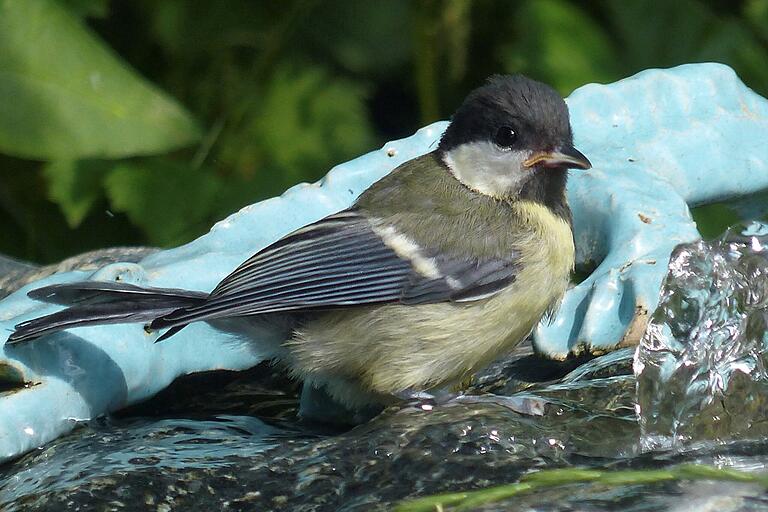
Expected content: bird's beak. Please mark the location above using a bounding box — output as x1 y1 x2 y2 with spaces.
523 145 592 170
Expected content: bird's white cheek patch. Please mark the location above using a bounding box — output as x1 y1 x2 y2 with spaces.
370 224 441 279
443 141 531 199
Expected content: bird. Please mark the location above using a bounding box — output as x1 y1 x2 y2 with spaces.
8 74 591 410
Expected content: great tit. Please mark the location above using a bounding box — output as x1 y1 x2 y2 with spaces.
9 75 591 409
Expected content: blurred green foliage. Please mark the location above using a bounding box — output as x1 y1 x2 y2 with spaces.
1 0 767 263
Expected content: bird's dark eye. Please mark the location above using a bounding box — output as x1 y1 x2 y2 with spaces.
494 125 517 149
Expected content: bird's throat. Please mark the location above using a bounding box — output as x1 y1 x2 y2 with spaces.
518 168 571 224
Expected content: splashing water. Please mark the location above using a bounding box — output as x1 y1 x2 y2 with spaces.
636 221 768 449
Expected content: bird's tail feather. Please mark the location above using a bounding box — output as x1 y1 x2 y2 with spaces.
27 281 207 305
7 282 208 344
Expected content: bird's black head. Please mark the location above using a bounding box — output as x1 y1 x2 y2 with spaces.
437 75 590 214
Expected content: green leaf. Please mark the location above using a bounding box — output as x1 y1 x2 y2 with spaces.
60 0 109 18
745 0 768 40
220 63 375 199
103 161 222 246
396 464 768 511
606 0 768 97
303 0 412 76
0 153 143 263
499 0 620 95
43 159 109 228
0 0 201 160
259 66 373 172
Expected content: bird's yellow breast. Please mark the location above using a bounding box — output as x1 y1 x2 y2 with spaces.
287 200 574 408
509 199 576 290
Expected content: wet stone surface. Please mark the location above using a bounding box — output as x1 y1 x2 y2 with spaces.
3 224 768 510
0 357 637 511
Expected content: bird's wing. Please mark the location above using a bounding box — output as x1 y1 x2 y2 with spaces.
151 210 519 330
